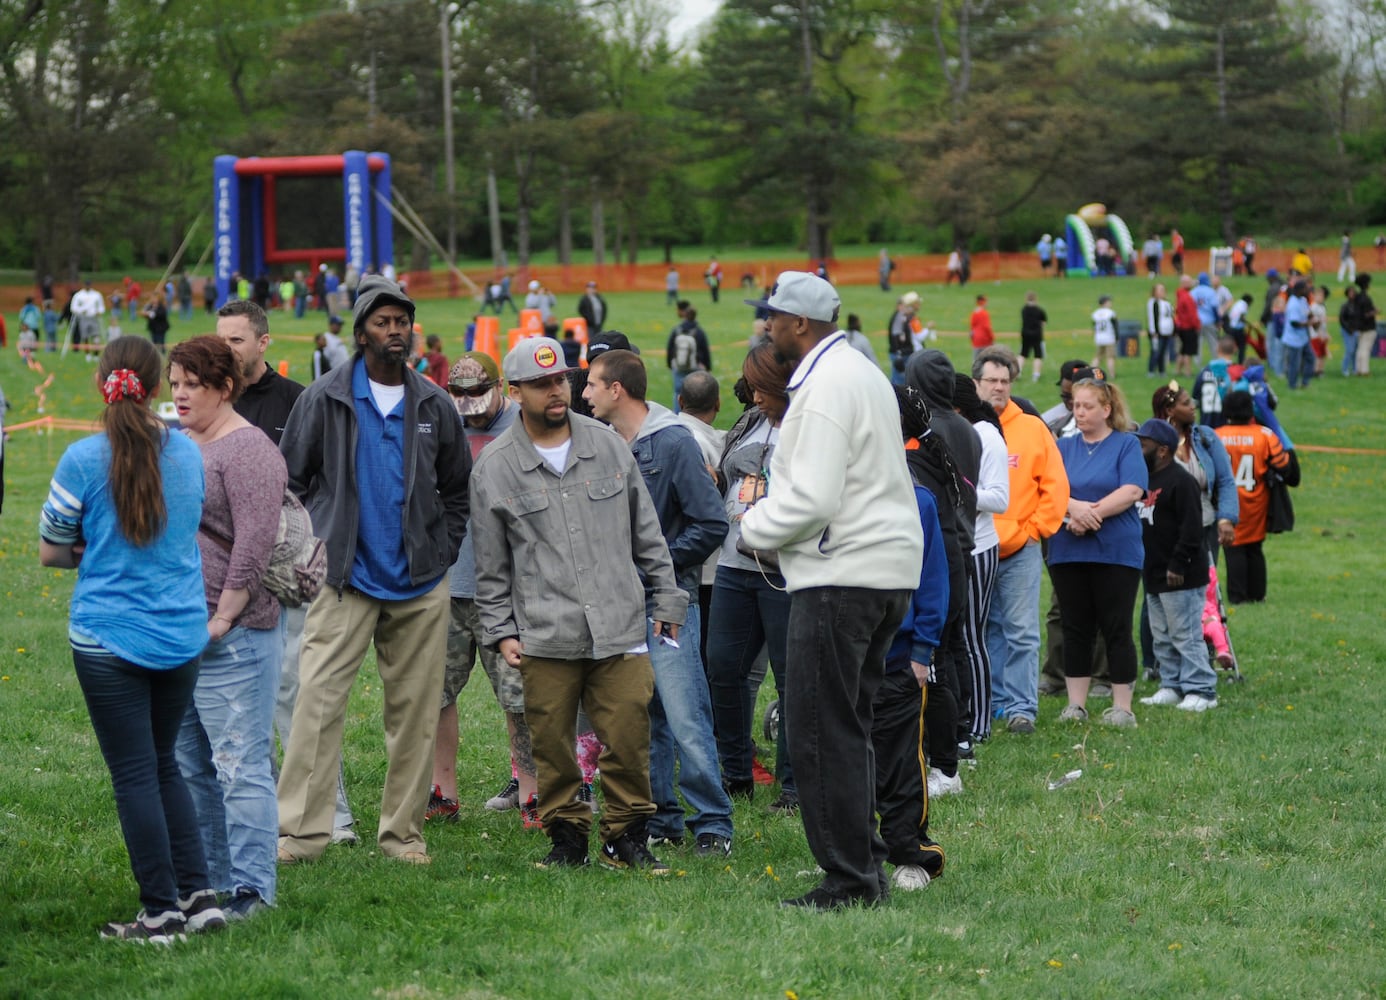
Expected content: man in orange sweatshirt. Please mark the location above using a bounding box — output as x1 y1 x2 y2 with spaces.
971 346 1070 734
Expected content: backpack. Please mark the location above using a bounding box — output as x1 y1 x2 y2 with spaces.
263 490 328 606
672 330 698 374
204 489 327 608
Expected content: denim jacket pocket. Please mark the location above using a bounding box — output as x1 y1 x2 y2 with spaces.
505 488 551 516
586 474 626 501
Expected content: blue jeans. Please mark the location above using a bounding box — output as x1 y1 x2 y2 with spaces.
986 542 1042 723
1267 316 1286 375
1284 341 1315 389
646 606 733 841
1342 326 1359 375
176 620 284 903
705 566 794 792
1148 587 1216 699
786 586 911 900
73 647 209 914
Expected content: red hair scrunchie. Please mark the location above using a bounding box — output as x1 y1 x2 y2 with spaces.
102 368 148 404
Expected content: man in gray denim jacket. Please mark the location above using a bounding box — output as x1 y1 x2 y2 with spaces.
471 337 686 873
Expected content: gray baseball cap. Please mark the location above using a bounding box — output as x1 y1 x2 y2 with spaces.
503 336 575 383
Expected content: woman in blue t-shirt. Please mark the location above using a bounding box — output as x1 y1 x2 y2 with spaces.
39 337 222 943
1048 369 1148 729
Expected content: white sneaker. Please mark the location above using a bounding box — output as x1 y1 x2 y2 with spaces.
1141 688 1182 706
1177 694 1218 712
927 767 963 797
891 864 932 891
330 826 359 846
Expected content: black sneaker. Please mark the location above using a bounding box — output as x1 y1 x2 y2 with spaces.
769 790 799 814
780 886 877 912
177 889 226 933
535 818 589 869
724 778 754 802
100 909 187 945
694 833 732 857
224 889 269 922
600 826 671 875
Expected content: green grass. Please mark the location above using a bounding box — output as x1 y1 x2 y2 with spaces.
2 274 1385 998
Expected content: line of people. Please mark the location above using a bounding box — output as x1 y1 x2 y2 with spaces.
43 270 1304 937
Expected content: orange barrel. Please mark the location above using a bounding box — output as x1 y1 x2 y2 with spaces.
473 315 500 362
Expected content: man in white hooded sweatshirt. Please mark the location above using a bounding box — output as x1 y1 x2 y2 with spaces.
740 272 923 911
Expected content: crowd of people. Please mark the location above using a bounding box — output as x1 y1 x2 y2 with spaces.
33 255 1320 938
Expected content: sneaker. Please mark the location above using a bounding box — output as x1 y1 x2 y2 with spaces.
927 767 963 797
176 889 226 934
1006 715 1036 735
535 819 589 869
751 758 776 786
647 833 684 849
694 833 732 857
1143 666 1161 683
780 886 876 911
891 864 932 891
576 782 598 813
1088 683 1113 699
1141 688 1182 706
1037 677 1065 696
426 784 460 823
600 827 671 875
957 742 978 768
1177 694 1218 713
223 890 269 922
520 794 543 830
330 825 360 846
1057 704 1088 723
724 778 754 802
1100 706 1138 728
769 790 800 814
485 776 521 812
100 909 187 945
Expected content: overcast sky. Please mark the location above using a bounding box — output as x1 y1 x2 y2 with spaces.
667 0 721 49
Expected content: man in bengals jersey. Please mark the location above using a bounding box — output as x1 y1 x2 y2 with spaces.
1214 390 1297 604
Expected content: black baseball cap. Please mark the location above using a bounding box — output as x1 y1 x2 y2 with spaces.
1057 360 1087 386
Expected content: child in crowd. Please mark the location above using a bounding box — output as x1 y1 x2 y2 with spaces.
1092 295 1119 372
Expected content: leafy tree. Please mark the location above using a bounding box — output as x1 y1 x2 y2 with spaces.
454 0 603 267
684 0 884 260
1105 0 1333 243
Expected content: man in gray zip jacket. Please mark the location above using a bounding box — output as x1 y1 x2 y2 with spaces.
276 275 470 865
471 337 686 873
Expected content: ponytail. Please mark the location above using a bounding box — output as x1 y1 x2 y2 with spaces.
98 337 167 545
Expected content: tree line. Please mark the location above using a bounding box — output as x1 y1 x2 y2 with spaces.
1 0 1382 281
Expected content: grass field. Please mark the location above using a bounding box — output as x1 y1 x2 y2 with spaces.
2 272 1384 998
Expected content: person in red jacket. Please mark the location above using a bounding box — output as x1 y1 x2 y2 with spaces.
1173 274 1201 378
970 295 995 358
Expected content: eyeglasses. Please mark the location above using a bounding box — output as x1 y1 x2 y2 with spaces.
978 377 1012 386
449 383 494 397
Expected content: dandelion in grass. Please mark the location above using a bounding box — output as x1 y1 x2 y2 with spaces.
1168 942 1182 951
786 991 799 1000
1047 959 1063 968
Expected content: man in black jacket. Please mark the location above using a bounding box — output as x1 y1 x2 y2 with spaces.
276 275 471 865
